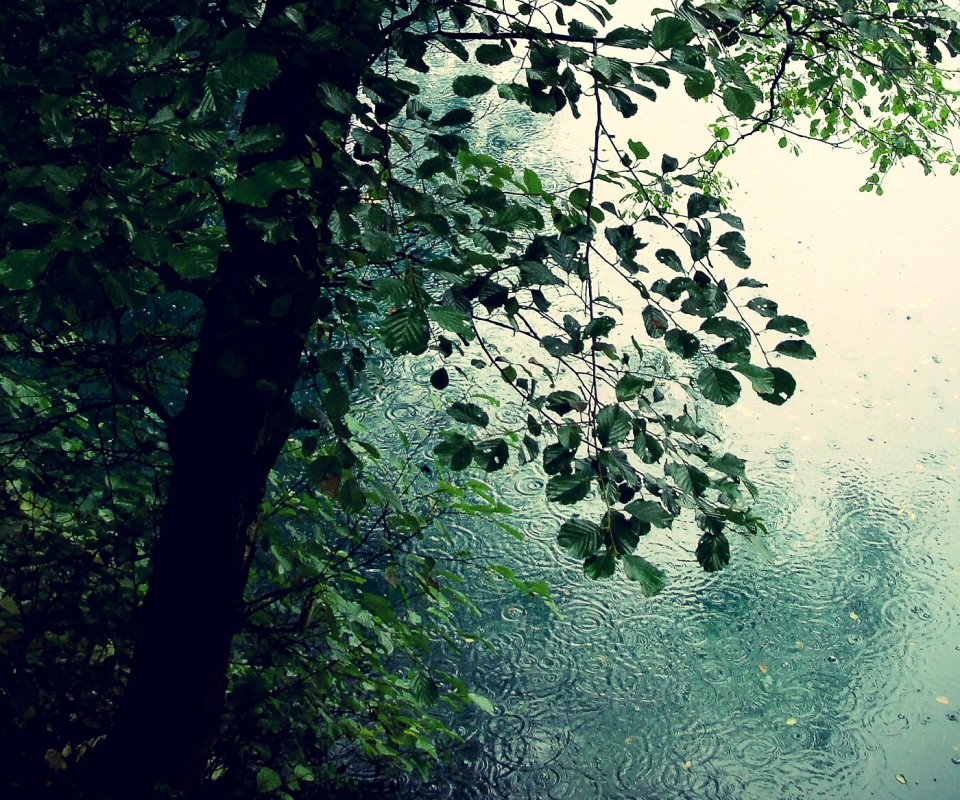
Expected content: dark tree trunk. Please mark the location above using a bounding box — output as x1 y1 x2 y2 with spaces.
91 4 382 792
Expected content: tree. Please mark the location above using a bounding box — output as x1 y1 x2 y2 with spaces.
1 0 957 796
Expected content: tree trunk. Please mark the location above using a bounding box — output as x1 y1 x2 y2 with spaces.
91 6 380 791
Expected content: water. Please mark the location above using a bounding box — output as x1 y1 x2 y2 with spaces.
360 26 960 800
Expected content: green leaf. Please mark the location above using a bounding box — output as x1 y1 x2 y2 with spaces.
624 499 674 528
746 297 778 318
665 329 700 359
634 432 664 463
596 404 632 447
257 767 282 793
642 305 669 339
569 187 591 209
0 249 47 289
736 277 767 288
222 52 279 89
131 133 173 165
434 107 473 127
546 472 592 504
635 65 670 87
708 452 747 478
651 17 694 51
759 366 796 405
774 339 817 360
666 461 710 498
434 433 475 470
686 193 711 218
766 315 810 336
468 692 495 714
323 385 350 418
628 139 650 160
583 315 616 339
616 374 653 402
557 517 603 558
168 245 219 279
447 401 489 427
696 531 730 572
545 390 586 414
605 26 650 49
683 69 715 100
700 317 751 347
412 671 440 704
719 212 744 230
697 365 741 406
735 363 775 395
381 307 430 355
475 43 512 65
605 87 638 118
9 202 57 224
622 554 667 596
473 438 509 471
437 35 469 61
523 168 543 194
722 86 756 119
656 248 683 272
543 443 576 475
235 124 285 153
428 306 474 339
583 548 616 580
452 75 495 97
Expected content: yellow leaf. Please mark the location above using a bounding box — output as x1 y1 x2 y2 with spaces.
849 612 859 620
682 760 692 770
896 773 907 785
758 664 768 674
786 718 797 726
936 696 950 704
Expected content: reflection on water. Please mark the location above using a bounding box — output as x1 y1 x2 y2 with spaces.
373 426 960 799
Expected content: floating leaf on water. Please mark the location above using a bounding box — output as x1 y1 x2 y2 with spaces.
796 640 804 649
785 718 797 726
937 696 950 704
895 773 908 785
850 612 860 620
682 760 693 770
758 664 768 674
624 736 634 744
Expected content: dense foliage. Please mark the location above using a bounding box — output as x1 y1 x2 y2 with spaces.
1 0 958 796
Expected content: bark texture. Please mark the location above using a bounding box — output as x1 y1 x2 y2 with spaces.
93 3 383 793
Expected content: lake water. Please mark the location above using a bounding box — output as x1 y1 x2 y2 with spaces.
364 24 960 800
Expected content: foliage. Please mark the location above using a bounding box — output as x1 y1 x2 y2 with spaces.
1 0 958 796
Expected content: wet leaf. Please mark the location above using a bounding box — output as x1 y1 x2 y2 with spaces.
895 773 907 785
257 767 282 792
937 695 950 704
452 75 495 97
697 365 741 406
622 553 666 596
468 692 495 714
